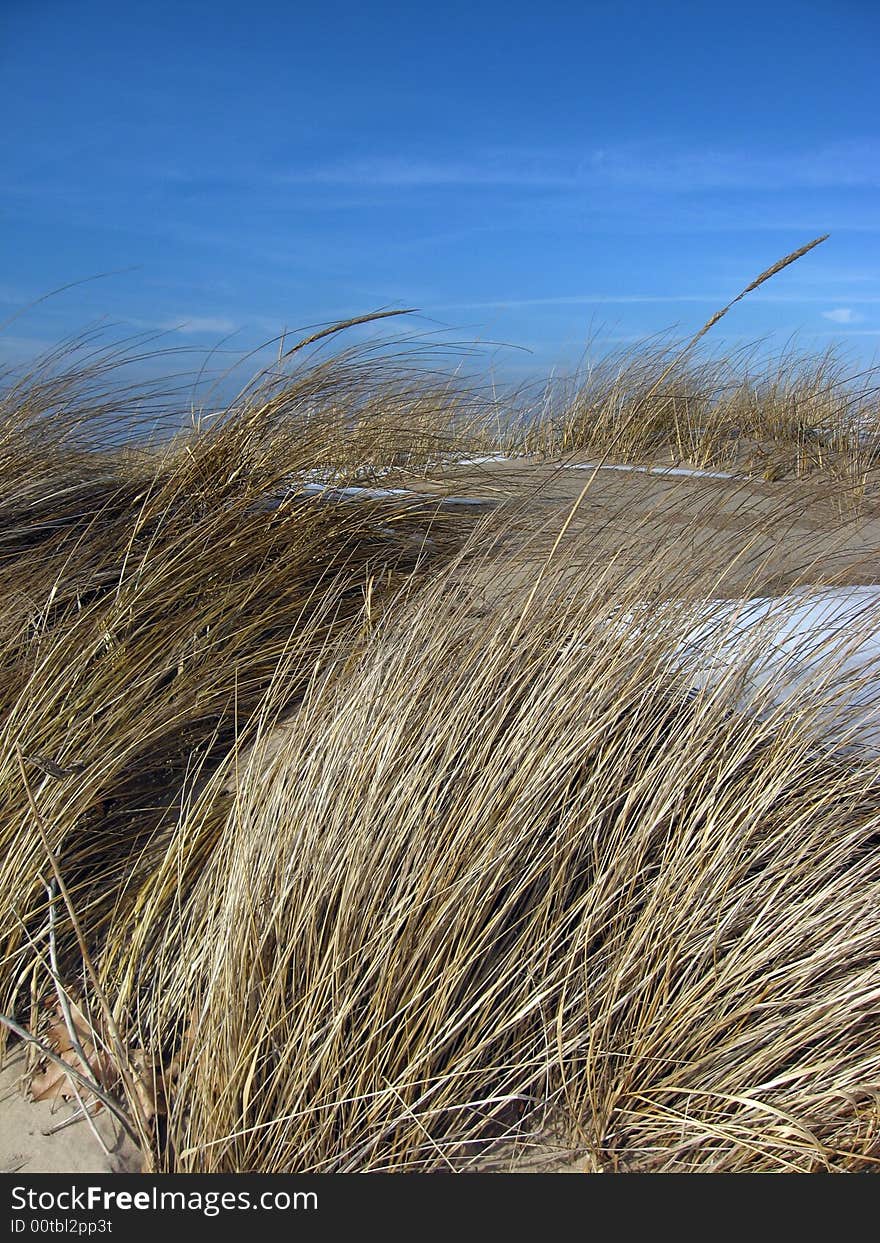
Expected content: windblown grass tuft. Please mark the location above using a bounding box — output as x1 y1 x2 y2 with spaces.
2 269 880 1172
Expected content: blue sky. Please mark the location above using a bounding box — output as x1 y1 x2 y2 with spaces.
2 0 879 390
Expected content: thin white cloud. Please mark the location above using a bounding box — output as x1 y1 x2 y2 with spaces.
431 295 723 312
577 140 880 192
0 285 32 305
429 293 880 314
163 316 238 335
822 307 865 324
815 329 880 337
754 295 880 304
277 156 571 189
278 139 880 194
0 333 55 362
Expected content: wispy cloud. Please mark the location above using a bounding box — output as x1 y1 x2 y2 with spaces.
0 285 34 306
162 316 239 335
822 307 865 324
756 295 880 305
805 329 880 338
429 293 880 314
430 294 724 312
278 139 880 194
579 140 880 192
0 334 55 363
276 155 571 189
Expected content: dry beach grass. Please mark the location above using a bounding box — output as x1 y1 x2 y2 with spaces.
2 248 880 1172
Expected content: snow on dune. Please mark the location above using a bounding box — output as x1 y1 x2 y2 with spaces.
295 482 414 501
436 456 736 479
449 453 524 467
568 462 736 480
292 482 495 506
671 585 880 754
444 456 737 479
260 479 499 509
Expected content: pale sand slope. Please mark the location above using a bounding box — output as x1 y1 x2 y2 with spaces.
0 1046 142 1174
404 457 880 600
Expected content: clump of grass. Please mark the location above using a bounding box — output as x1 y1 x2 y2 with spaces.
491 236 880 492
90 532 880 1172
3 244 880 1173
0 326 488 1066
505 335 879 487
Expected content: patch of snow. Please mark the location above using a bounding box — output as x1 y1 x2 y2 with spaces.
260 481 499 510
451 454 520 466
429 495 500 506
813 422 880 449
293 483 415 501
672 586 880 755
567 463 736 480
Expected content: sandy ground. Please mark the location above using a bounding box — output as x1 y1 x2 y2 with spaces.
409 457 880 601
0 1046 142 1174
5 455 880 1173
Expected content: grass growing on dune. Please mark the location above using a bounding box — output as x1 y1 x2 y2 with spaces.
86 526 880 1174
504 337 880 492
2 247 880 1172
502 233 877 488
0 331 482 1092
